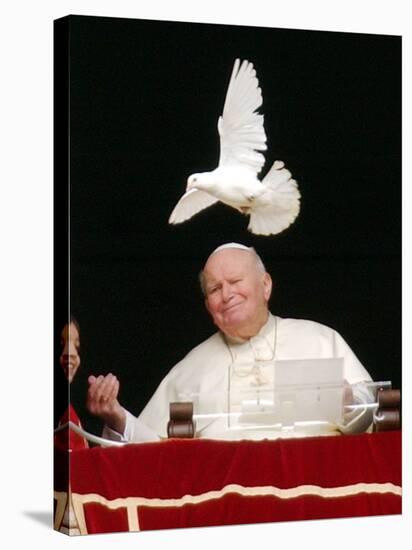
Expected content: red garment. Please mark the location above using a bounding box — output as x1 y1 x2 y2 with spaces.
54 404 89 451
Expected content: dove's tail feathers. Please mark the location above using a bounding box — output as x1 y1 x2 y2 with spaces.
262 160 299 193
169 189 218 225
248 161 300 235
247 195 300 236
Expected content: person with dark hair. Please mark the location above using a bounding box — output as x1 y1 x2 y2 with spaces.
59 316 81 383
54 317 87 535
55 317 88 450
87 243 374 442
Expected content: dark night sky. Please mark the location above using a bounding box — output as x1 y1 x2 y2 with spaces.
55 15 401 434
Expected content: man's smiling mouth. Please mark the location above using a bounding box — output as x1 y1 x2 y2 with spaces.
222 302 243 313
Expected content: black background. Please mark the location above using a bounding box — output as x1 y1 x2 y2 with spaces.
59 15 401 435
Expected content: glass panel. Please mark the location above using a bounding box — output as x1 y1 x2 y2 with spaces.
178 376 392 436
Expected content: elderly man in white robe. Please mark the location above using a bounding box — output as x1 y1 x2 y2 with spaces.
87 243 374 442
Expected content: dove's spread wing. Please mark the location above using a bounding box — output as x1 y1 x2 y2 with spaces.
218 59 267 174
169 189 219 224
247 161 301 236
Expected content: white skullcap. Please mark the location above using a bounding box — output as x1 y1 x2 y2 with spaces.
207 242 252 261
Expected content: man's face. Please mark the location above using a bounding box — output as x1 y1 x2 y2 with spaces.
203 249 272 339
59 322 81 383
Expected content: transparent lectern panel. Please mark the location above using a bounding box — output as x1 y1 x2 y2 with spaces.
228 358 345 431
177 358 392 437
343 380 392 413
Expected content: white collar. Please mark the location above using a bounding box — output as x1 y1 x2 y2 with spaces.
223 313 277 361
223 313 275 344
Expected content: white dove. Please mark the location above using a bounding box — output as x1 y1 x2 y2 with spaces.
168 59 301 236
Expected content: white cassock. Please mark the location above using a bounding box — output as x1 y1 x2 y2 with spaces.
103 314 374 443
